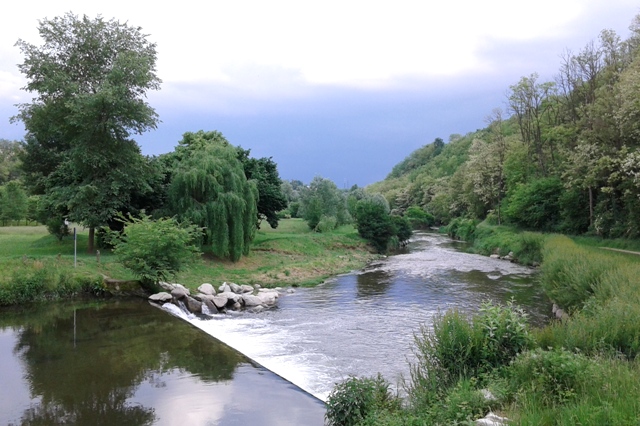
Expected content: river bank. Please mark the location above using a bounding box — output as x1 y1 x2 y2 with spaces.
0 219 377 306
336 226 640 426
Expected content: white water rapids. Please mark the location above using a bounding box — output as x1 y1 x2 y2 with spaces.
163 233 550 402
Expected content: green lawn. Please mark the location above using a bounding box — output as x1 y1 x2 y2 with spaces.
0 219 376 294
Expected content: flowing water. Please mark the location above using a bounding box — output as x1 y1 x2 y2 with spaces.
166 232 551 402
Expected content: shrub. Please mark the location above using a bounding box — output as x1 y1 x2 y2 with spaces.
354 200 394 253
315 214 338 233
446 218 478 241
405 206 435 229
507 348 590 406
109 214 201 286
45 217 70 241
409 300 531 411
325 375 399 426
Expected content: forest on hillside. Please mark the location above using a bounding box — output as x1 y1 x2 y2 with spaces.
370 14 640 239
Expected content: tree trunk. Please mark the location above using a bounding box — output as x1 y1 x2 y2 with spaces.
88 227 95 254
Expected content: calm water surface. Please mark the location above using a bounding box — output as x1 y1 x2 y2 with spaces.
0 300 325 426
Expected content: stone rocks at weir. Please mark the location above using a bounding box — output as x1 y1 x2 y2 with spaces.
149 292 172 302
197 283 216 295
150 281 286 314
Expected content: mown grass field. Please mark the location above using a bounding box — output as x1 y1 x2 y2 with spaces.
0 219 376 299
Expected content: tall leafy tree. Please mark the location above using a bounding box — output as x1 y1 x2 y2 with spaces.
168 132 258 261
0 181 28 225
236 148 287 229
14 13 160 252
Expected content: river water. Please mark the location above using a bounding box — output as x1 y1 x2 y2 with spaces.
0 232 550 425
166 232 551 402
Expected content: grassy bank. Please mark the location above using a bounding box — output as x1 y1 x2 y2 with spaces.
0 219 376 306
326 228 640 426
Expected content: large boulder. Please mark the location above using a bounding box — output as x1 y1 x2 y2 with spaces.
201 298 218 314
257 290 279 305
171 286 190 300
212 294 229 309
185 296 202 314
218 283 231 293
219 291 241 303
242 294 263 307
240 285 254 293
158 282 175 291
149 292 173 303
229 283 242 294
198 283 216 295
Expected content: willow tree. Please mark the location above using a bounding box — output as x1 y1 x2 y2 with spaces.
169 141 257 261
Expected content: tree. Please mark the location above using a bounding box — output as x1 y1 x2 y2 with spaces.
299 176 350 231
0 139 23 184
353 198 394 253
168 133 258 261
14 13 160 252
236 148 287 229
0 181 28 225
110 214 200 287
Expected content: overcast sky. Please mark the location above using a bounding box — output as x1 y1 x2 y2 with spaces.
1 1 638 187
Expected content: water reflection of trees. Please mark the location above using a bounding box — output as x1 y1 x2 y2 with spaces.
356 270 393 298
9 300 245 425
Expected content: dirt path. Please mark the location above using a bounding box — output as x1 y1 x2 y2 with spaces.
600 247 640 256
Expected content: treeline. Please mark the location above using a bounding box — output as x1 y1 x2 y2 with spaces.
280 176 434 252
370 15 640 238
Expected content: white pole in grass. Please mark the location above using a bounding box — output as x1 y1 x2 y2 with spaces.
64 219 77 268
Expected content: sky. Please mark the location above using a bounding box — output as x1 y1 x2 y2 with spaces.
1 1 639 187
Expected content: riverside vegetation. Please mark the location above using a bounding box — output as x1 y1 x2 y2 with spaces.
0 219 376 306
325 225 640 425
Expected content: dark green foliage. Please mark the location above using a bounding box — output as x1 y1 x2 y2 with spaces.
168 132 258 261
15 13 160 252
325 375 399 426
410 301 532 400
0 139 23 185
45 217 70 241
300 176 349 231
236 147 287 229
504 177 563 230
391 215 412 244
507 348 591 406
354 199 394 253
109 214 200 285
446 217 478 241
387 138 445 179
404 206 435 229
0 181 28 225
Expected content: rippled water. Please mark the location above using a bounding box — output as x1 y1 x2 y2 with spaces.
167 233 551 401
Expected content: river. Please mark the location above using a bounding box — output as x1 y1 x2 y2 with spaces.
0 232 550 425
166 232 551 401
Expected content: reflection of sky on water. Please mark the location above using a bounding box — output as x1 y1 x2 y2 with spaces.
0 329 34 425
130 364 325 426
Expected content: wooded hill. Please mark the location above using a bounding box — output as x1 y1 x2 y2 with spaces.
369 15 640 239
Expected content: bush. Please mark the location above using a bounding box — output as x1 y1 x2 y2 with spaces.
109 214 201 286
504 177 563 230
45 217 70 241
405 206 435 229
410 301 531 394
315 214 338 233
354 199 395 253
507 348 591 406
446 218 478 241
325 375 399 426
